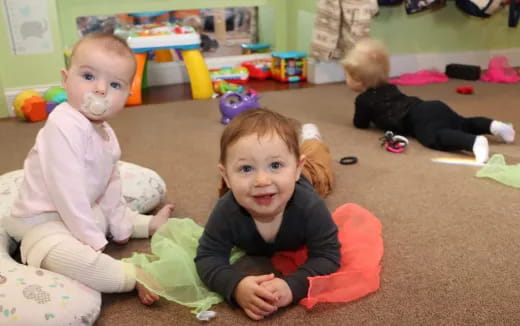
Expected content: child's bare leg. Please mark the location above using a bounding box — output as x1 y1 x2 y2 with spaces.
149 204 175 235
136 281 160 305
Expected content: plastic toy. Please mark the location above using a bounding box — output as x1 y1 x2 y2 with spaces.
213 80 244 95
241 43 270 54
242 59 272 80
271 51 307 83
115 22 213 103
380 131 409 153
22 96 47 122
219 90 261 124
209 66 249 84
13 87 66 122
13 90 39 119
46 101 58 114
456 86 474 94
43 86 67 103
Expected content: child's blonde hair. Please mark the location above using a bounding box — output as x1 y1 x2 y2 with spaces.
341 38 390 89
218 108 301 197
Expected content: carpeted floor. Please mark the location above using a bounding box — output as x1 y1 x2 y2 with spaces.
1 81 519 325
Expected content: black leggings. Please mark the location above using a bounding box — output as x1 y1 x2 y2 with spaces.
405 100 492 151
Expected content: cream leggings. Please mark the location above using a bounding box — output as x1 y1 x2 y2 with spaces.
4 208 150 293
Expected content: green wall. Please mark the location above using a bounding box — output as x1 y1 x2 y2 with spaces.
1 0 520 118
0 0 64 117
0 0 286 118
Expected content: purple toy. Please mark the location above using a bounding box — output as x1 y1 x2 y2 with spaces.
46 101 58 115
219 90 261 124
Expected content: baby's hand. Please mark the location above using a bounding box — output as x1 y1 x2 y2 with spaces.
234 274 279 320
260 277 293 308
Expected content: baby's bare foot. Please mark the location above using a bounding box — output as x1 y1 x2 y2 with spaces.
136 281 160 305
149 204 175 235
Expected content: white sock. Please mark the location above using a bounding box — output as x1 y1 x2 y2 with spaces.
472 136 489 164
301 123 321 141
490 120 515 143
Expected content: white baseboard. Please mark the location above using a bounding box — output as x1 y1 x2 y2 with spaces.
308 47 520 84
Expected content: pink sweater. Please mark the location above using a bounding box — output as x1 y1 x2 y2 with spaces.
11 103 132 250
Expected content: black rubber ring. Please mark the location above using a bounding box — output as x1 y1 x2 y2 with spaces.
339 156 358 165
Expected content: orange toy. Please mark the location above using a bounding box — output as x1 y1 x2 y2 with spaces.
22 96 47 122
126 53 147 106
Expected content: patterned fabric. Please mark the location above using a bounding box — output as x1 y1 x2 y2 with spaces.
0 161 166 325
405 0 446 14
0 252 101 325
310 0 379 61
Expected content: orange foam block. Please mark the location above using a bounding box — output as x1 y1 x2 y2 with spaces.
22 96 47 122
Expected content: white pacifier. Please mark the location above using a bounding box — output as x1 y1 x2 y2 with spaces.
81 92 111 117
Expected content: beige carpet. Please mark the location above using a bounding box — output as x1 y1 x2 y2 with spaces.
1 81 519 325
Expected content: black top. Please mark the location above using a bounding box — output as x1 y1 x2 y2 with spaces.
353 83 423 134
195 176 341 305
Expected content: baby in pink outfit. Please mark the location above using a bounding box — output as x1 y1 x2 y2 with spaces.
3 32 172 305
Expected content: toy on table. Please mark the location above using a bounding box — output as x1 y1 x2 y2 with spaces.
219 90 261 125
209 66 249 84
213 80 244 95
115 22 213 104
380 131 409 153
240 43 271 55
242 59 272 80
271 51 307 83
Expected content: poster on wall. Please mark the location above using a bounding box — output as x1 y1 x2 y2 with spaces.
2 0 54 55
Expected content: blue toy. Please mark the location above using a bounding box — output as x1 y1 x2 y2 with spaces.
219 90 261 124
43 86 67 104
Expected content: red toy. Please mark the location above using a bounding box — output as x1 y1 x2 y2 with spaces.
456 86 474 94
242 59 272 80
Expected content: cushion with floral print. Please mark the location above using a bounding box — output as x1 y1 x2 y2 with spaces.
0 230 101 325
0 161 167 325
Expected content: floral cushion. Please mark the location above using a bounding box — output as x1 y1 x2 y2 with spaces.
0 235 101 325
0 161 167 325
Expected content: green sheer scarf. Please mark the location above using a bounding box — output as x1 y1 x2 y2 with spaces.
476 154 520 188
123 218 244 314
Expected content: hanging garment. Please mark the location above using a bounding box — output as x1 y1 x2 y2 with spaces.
310 0 379 61
405 0 446 14
455 0 504 17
